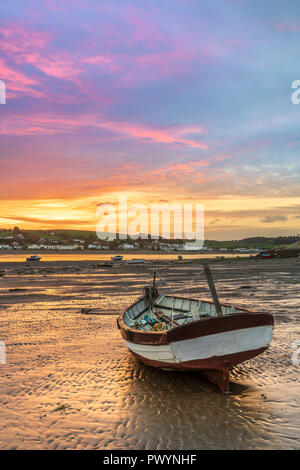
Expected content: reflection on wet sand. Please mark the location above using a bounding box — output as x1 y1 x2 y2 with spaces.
0 252 249 263
0 257 299 449
112 349 299 450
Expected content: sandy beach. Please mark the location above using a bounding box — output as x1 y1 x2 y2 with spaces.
0 255 299 449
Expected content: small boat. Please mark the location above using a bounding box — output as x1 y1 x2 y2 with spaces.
26 255 41 262
126 259 145 264
257 251 275 259
111 255 123 261
117 266 274 393
95 261 113 267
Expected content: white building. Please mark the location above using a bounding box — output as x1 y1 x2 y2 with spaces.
12 241 22 248
122 243 135 249
27 244 84 250
183 242 206 251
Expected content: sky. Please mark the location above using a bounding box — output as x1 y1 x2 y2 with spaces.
0 0 300 240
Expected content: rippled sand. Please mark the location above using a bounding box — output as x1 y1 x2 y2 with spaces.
0 258 299 449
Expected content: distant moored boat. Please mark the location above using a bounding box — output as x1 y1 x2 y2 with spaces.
26 255 41 262
257 251 275 259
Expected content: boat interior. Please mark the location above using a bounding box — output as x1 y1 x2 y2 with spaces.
123 294 242 331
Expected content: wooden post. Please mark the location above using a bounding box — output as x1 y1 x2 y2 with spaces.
203 264 223 316
152 270 157 290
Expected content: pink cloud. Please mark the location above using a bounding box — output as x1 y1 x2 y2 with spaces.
0 22 88 98
275 22 300 32
97 121 208 149
0 11 207 101
0 58 43 98
0 111 208 149
143 155 229 180
0 24 83 82
0 24 50 54
37 54 83 80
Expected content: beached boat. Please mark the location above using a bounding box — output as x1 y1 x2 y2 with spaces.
26 255 41 262
95 261 113 267
117 267 274 393
126 258 145 264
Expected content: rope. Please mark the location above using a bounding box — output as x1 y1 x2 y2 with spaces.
155 268 201 293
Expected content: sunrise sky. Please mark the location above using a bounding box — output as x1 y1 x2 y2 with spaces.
0 0 300 240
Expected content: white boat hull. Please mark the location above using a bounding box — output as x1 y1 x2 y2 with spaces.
125 324 273 365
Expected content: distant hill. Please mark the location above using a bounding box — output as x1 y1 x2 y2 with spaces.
205 235 300 250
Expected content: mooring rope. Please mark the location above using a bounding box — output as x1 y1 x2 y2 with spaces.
155 268 200 292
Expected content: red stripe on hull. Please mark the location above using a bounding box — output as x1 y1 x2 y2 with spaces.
130 347 266 392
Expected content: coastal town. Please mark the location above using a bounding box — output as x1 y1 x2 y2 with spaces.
0 227 292 253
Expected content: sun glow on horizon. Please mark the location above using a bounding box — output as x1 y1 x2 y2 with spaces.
1 193 300 241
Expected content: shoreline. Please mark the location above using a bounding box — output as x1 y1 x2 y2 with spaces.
0 248 254 255
0 249 255 267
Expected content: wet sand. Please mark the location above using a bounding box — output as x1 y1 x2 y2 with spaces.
0 257 299 449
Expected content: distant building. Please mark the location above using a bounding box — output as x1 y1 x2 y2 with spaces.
12 242 22 249
183 242 204 251
27 244 84 250
56 244 83 250
122 243 135 249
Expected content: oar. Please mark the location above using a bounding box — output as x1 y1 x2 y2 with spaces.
203 264 223 316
